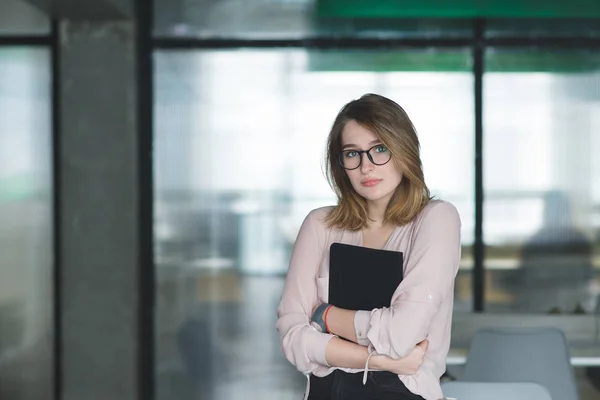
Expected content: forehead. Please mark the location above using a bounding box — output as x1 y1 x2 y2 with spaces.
341 120 379 146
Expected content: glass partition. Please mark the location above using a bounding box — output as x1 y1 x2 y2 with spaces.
0 47 53 400
153 0 472 38
483 49 600 315
0 0 50 35
153 48 474 399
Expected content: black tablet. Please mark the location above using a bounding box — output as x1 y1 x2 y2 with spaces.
329 242 403 311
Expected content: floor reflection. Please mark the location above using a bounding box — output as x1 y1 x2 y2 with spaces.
156 271 600 400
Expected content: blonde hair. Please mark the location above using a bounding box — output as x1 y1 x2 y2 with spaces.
325 93 431 230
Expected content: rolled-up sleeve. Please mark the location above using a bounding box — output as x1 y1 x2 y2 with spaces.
354 202 461 358
276 210 335 374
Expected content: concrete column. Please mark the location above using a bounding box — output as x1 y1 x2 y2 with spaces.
47 0 152 399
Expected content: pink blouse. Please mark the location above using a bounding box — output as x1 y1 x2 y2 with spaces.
276 200 461 400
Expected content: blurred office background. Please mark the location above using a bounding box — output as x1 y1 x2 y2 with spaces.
1 0 600 399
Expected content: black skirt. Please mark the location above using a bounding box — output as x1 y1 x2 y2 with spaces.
308 370 425 400
307 243 425 400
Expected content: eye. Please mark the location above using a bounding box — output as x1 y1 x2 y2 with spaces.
345 151 358 158
374 145 388 153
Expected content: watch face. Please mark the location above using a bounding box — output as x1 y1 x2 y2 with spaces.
310 321 323 333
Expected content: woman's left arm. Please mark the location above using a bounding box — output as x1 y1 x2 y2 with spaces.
323 202 461 355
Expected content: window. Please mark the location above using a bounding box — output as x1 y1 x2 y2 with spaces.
0 47 53 400
483 49 600 313
153 48 474 399
0 0 49 35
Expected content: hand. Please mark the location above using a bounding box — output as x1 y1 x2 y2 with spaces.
372 339 428 375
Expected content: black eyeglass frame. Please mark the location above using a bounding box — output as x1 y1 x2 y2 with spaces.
337 144 393 170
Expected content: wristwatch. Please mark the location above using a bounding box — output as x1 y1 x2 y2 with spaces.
311 303 331 333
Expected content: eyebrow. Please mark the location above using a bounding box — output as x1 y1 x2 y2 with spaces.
342 140 381 150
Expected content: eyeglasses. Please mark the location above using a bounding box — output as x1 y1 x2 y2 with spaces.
338 144 392 170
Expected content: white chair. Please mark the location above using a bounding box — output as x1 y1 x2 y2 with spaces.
462 327 578 400
442 381 552 400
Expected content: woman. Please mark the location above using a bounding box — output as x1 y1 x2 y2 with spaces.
276 93 461 400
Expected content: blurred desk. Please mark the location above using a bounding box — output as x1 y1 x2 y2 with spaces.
448 313 600 366
447 346 600 366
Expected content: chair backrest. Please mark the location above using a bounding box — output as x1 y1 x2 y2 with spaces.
442 381 553 400
463 327 578 400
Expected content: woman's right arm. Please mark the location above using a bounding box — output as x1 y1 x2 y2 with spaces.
276 210 335 374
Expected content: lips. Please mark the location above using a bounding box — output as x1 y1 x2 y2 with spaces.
361 179 381 187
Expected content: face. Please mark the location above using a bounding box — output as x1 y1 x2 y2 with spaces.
340 120 403 208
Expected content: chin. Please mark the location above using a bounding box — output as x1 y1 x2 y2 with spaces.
358 191 387 202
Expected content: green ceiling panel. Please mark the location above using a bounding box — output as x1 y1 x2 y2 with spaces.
308 51 600 73
316 0 600 18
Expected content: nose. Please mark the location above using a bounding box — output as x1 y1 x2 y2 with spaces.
360 152 375 173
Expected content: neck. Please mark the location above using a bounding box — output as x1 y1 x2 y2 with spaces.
366 199 388 229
